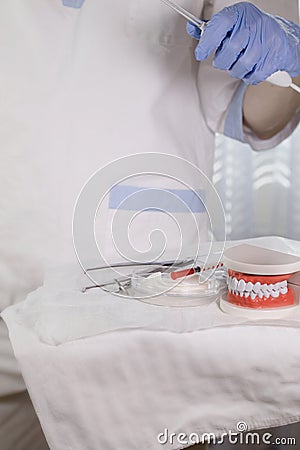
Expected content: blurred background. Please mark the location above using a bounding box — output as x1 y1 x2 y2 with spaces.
213 125 300 241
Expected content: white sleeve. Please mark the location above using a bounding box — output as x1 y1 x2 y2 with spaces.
198 0 300 150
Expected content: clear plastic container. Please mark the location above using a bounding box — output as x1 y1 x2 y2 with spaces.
129 270 224 307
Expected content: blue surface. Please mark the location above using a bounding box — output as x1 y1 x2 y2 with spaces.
62 0 85 8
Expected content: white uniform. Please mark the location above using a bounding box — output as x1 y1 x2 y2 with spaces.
0 1 298 449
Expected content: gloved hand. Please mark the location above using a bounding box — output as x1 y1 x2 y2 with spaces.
187 2 300 85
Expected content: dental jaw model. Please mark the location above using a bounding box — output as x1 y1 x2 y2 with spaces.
227 271 292 308
221 245 300 319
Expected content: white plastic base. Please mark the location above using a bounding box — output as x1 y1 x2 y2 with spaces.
220 293 299 320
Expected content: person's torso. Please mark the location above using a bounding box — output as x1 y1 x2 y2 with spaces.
0 0 216 271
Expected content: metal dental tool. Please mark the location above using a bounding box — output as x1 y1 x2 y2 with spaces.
82 258 195 294
161 0 300 94
160 0 206 33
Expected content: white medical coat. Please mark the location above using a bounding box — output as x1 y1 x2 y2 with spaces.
0 0 298 311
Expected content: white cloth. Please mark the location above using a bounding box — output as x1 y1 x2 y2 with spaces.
4 321 300 450
2 237 300 450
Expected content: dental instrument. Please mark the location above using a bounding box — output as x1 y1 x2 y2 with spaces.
82 259 194 293
161 0 300 94
160 0 206 33
81 255 226 305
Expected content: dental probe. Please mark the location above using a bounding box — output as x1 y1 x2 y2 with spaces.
161 0 300 94
160 0 206 32
82 259 194 293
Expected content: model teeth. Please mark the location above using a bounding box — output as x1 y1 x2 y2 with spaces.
228 276 288 300
238 279 246 291
253 282 261 293
231 278 238 290
271 290 280 298
245 282 253 292
261 283 268 294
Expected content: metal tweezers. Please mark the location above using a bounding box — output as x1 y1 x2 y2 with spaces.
82 259 194 293
161 0 206 32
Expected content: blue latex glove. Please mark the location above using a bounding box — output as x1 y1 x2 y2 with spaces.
187 2 300 85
